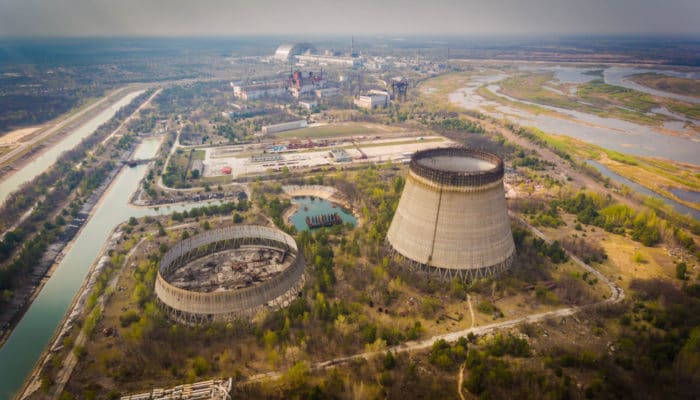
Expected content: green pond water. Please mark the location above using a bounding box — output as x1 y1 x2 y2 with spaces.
289 197 357 231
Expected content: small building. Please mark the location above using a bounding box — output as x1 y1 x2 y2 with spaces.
261 120 308 135
232 82 286 100
330 148 352 162
354 90 389 109
299 101 317 110
315 87 340 98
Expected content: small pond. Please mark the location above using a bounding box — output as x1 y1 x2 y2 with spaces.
289 196 357 231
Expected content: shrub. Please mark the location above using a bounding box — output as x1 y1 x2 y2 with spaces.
119 310 141 328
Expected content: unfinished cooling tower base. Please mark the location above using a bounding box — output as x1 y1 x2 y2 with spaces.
387 242 515 281
156 277 305 325
154 225 305 326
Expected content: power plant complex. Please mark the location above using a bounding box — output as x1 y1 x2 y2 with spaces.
387 148 515 281
154 225 305 325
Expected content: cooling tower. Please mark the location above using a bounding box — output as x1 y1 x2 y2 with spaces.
387 147 515 280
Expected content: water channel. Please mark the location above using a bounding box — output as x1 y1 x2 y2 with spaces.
289 197 357 231
449 67 700 165
0 90 145 206
603 67 700 104
0 139 219 399
585 160 700 221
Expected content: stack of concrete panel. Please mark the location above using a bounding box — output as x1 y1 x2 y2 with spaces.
387 147 515 281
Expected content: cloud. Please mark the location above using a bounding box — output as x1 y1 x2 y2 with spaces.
0 0 698 36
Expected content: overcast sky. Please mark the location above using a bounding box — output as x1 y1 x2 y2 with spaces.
1 0 698 37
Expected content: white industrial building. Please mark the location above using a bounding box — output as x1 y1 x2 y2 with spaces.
315 87 340 98
261 120 308 135
354 90 390 109
274 43 317 62
299 101 317 110
232 82 286 100
296 54 362 67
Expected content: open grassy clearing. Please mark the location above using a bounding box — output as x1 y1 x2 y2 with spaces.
536 213 676 292
522 126 700 211
627 72 700 98
476 84 565 118
191 149 205 160
275 123 393 139
497 73 666 126
418 71 474 101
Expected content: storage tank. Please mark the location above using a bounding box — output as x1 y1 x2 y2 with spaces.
386 147 515 281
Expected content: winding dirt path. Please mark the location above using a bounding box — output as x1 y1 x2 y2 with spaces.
457 363 467 400
241 218 624 388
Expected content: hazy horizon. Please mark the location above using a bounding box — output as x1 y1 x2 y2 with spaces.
1 0 699 37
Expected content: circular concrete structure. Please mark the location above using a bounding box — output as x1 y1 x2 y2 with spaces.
155 225 305 324
387 147 515 281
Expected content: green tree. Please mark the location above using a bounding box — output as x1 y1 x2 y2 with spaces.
676 262 688 280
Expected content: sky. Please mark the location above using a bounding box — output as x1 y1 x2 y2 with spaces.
0 0 699 37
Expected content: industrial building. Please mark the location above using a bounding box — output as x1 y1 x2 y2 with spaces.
261 120 307 135
274 43 317 62
296 54 362 67
329 148 352 162
386 148 515 281
287 70 325 98
231 82 286 100
154 225 305 324
354 90 390 109
315 87 340 98
274 42 362 67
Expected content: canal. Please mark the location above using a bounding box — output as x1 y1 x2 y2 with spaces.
0 90 145 205
0 139 218 399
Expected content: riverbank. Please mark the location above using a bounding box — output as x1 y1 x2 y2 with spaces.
0 86 143 183
19 225 124 399
0 146 135 350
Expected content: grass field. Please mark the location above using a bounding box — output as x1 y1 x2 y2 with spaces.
627 72 700 98
275 123 391 139
497 73 666 126
522 126 700 211
192 149 205 160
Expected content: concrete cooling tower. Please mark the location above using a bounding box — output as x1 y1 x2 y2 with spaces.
387 147 515 281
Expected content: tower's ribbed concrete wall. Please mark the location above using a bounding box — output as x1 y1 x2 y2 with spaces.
387 148 515 280
154 225 305 324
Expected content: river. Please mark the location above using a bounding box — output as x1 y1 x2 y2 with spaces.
603 67 700 104
448 67 700 165
585 160 699 221
0 90 145 205
0 139 219 399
